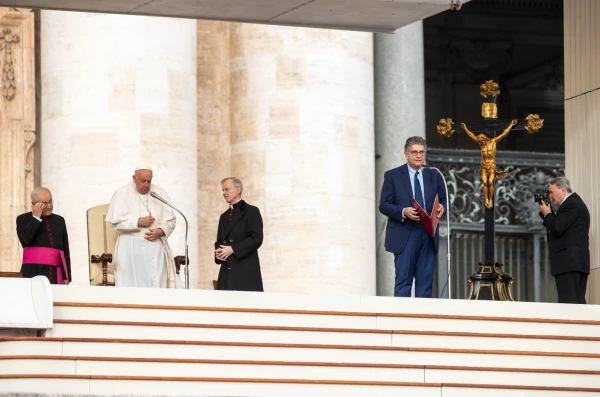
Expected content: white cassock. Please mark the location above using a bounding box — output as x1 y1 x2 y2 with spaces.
105 182 182 288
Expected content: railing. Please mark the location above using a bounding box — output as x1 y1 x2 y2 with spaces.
428 148 564 302
433 226 555 302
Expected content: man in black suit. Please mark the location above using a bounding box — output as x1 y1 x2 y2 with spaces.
539 176 590 304
16 187 72 284
215 177 264 291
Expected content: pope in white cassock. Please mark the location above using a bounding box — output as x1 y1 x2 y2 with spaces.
105 166 182 288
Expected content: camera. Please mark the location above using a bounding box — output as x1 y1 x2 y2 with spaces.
534 189 550 205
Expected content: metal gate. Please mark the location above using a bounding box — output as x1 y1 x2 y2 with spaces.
432 227 556 302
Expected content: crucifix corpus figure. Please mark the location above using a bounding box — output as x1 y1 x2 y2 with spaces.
461 119 518 209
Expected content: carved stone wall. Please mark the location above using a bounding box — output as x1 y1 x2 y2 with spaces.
0 8 35 273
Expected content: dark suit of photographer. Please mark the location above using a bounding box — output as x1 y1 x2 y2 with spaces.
539 177 590 304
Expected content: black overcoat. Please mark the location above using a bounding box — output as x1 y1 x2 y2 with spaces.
542 193 590 276
215 200 263 291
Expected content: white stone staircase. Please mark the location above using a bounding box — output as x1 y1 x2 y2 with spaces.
2 285 600 396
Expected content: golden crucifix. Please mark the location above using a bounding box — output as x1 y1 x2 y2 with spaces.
437 80 544 209
436 81 545 301
462 119 517 209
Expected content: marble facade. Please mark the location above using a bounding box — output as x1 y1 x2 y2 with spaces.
3 10 390 296
0 8 35 273
40 11 198 286
197 22 376 294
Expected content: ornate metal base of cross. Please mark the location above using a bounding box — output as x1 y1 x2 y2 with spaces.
468 261 514 301
467 204 515 301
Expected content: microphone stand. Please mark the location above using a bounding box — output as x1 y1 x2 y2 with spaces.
150 192 189 289
425 166 452 299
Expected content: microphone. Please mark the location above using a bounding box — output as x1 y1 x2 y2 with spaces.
422 164 452 299
150 191 190 289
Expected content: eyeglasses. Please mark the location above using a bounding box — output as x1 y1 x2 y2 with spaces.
408 150 426 156
221 188 236 193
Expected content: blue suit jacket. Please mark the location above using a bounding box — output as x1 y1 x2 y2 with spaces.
379 164 448 254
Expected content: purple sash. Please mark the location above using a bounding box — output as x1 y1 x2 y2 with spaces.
23 246 69 284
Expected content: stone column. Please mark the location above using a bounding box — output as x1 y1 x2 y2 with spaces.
374 22 426 296
196 21 231 290
0 9 35 273
41 11 198 286
563 0 600 303
225 23 376 295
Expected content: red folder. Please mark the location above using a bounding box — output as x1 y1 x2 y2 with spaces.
413 194 441 237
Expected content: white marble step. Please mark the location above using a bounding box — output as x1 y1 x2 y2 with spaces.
426 367 600 389
2 339 600 371
0 358 424 383
441 387 599 397
0 377 598 397
51 305 600 338
1 357 600 388
0 340 63 356
4 286 600 397
46 321 600 354
52 306 377 330
49 285 600 325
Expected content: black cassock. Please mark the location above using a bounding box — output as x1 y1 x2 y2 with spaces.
215 200 264 291
16 212 72 284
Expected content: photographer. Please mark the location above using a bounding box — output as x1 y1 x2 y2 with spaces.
538 177 590 304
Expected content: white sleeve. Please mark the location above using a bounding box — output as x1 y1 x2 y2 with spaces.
105 190 140 231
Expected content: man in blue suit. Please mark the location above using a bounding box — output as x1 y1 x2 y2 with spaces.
379 136 447 298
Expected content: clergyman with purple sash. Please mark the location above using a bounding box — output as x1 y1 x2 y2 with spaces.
16 187 71 284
